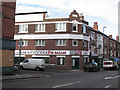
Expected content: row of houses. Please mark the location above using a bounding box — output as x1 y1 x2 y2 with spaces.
14 10 120 70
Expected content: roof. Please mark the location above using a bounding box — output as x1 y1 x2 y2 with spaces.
15 11 47 15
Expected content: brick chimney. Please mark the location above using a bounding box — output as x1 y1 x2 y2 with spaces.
93 22 98 31
109 35 112 38
116 36 119 41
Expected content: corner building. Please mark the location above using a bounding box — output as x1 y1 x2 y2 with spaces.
14 10 90 70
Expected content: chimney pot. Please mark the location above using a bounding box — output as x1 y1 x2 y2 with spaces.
109 35 112 38
116 36 119 41
93 22 98 30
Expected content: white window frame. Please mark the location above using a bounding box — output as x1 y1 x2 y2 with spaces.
72 40 78 46
91 32 95 40
56 40 66 46
55 23 66 32
83 25 86 34
83 40 87 47
35 40 45 46
19 24 28 33
18 40 28 46
35 24 45 32
72 23 78 32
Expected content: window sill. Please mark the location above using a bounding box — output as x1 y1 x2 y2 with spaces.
55 30 66 32
35 31 46 33
18 32 28 34
35 45 45 47
72 31 78 32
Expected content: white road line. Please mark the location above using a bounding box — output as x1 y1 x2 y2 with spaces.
105 77 112 80
112 75 120 79
52 81 81 88
105 85 111 88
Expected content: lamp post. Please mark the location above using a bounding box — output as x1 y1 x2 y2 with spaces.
103 26 107 68
18 38 22 71
103 26 107 34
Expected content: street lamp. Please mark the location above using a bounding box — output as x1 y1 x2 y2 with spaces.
18 38 22 70
103 26 107 34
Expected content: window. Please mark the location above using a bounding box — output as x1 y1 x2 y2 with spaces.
84 57 89 64
83 41 87 47
110 41 112 46
91 32 95 40
72 40 78 46
91 45 95 54
98 35 102 41
35 40 45 46
18 40 28 46
72 24 77 32
114 51 116 57
19 24 28 33
55 23 66 32
57 57 65 65
104 47 107 55
110 50 113 56
35 24 45 32
56 40 66 46
83 25 86 33
114 43 116 47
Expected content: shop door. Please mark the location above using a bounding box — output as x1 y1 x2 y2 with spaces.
72 58 79 70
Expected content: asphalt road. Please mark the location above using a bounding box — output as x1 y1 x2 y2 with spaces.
2 70 120 88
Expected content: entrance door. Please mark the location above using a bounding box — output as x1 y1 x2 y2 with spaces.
72 58 79 70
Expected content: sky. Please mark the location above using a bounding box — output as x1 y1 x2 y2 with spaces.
16 0 119 39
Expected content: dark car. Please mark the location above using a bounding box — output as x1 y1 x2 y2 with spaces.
83 62 100 72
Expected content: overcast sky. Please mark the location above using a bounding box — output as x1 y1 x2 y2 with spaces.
16 0 119 39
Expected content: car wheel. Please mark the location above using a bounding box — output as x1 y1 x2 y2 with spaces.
20 66 24 70
35 67 40 71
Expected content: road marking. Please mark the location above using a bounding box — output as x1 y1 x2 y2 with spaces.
105 75 120 80
52 81 81 88
105 77 112 80
105 85 111 88
112 75 120 79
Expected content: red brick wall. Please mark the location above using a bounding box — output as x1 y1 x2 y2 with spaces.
2 2 16 39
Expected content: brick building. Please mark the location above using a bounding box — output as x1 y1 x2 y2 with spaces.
0 1 16 74
14 10 120 70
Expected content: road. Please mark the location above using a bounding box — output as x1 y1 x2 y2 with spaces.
2 70 120 88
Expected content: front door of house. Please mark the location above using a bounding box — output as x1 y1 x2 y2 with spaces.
72 58 79 70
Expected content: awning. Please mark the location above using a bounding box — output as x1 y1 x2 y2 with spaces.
114 58 119 62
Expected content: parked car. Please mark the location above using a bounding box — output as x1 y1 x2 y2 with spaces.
20 58 45 71
83 62 100 72
103 60 119 70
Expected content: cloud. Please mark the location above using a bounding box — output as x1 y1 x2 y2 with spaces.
16 0 119 24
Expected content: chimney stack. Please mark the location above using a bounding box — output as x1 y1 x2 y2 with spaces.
93 22 98 31
116 36 119 41
109 35 112 39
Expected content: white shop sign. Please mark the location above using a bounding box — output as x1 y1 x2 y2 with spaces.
15 50 90 56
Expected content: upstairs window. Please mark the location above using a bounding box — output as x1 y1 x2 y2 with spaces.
72 40 78 46
83 41 87 47
18 40 28 46
35 40 45 46
35 24 45 32
72 24 77 32
83 25 86 34
55 23 66 32
91 32 95 40
19 24 28 33
56 40 66 46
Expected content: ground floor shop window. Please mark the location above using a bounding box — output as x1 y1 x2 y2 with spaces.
57 57 65 65
84 57 89 64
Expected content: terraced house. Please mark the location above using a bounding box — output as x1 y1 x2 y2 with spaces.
14 10 120 70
